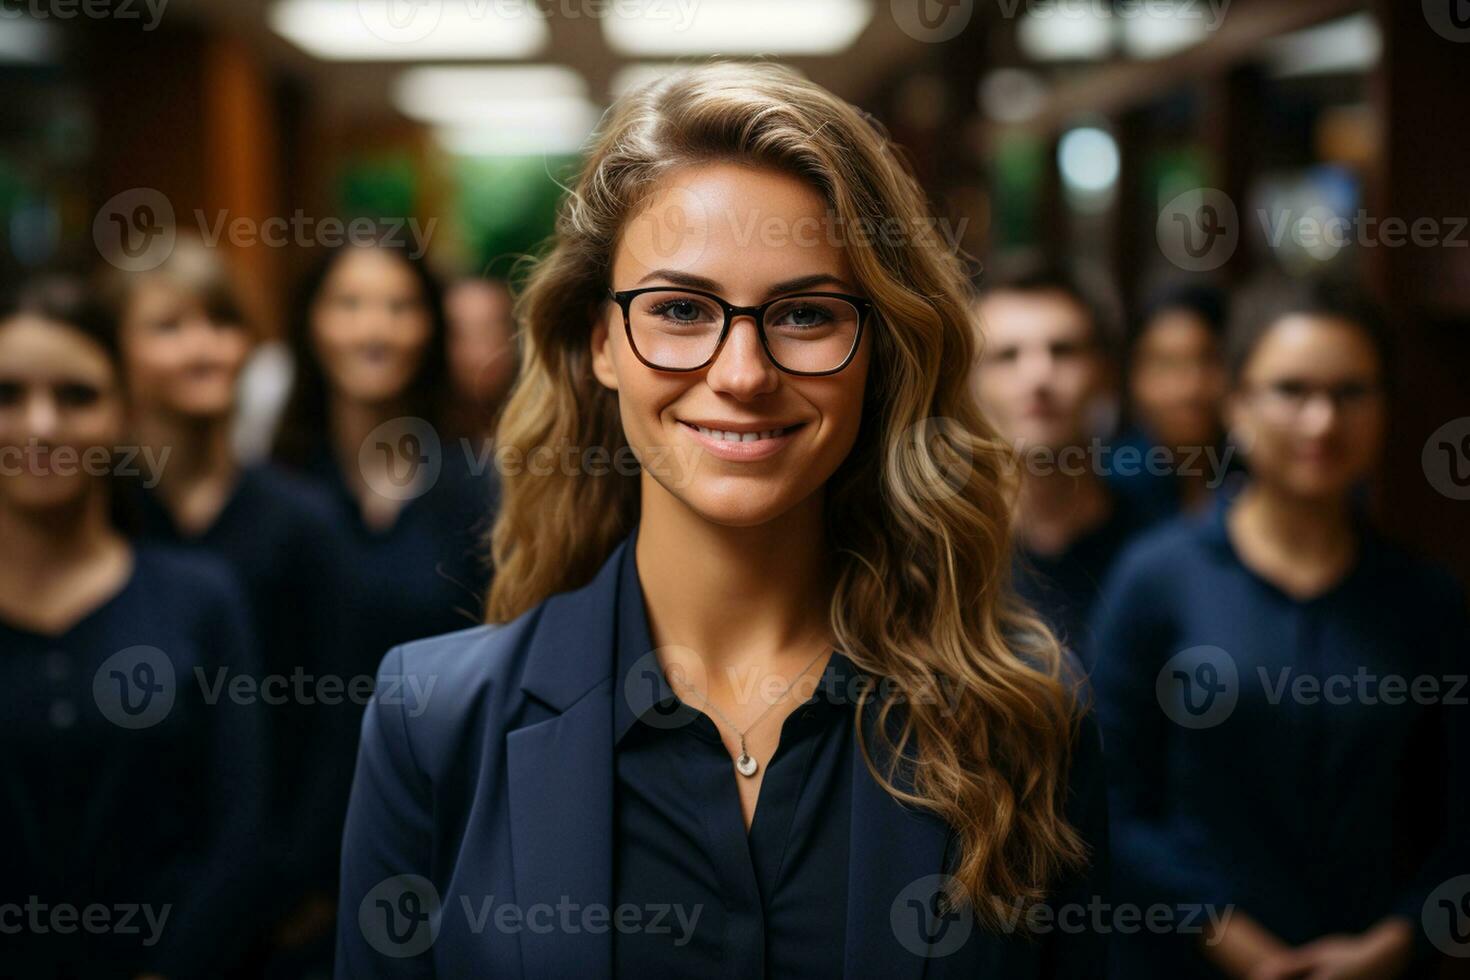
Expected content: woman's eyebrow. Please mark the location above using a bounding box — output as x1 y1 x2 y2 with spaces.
634 269 857 297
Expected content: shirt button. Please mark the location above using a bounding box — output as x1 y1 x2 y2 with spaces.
49 699 77 729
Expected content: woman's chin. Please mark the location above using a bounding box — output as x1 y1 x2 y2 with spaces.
663 481 810 530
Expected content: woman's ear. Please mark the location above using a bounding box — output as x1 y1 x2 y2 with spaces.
590 306 619 391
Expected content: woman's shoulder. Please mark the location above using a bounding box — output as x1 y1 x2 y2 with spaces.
363 609 546 755
379 619 530 690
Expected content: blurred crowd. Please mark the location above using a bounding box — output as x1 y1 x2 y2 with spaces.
0 228 1464 978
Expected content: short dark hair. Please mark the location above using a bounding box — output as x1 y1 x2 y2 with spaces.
1225 276 1392 385
972 264 1115 359
1134 282 1228 350
0 274 120 366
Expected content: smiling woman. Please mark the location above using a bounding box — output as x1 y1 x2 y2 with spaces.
336 60 1106 979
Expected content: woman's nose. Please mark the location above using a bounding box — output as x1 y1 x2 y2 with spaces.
703 316 780 399
23 392 60 440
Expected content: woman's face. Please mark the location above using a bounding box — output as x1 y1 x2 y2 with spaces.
1129 309 1226 450
592 162 872 528
445 278 516 408
311 247 432 407
1228 314 1385 501
121 277 251 419
0 315 124 513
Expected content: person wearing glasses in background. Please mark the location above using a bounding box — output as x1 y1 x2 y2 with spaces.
337 62 1107 978
1091 278 1468 978
971 268 1152 665
0 277 266 979
101 237 355 976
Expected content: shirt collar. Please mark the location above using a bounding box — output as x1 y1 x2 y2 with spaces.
613 524 862 745
1200 477 1386 579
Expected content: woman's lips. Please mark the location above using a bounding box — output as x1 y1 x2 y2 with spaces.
678 420 804 461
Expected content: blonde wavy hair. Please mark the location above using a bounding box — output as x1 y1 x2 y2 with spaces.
487 60 1086 926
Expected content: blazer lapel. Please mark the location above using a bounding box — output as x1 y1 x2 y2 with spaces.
844 706 954 980
505 537 629 979
506 686 614 977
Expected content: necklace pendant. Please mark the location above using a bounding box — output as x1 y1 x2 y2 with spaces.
735 752 758 777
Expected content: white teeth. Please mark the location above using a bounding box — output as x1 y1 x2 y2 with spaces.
694 425 787 442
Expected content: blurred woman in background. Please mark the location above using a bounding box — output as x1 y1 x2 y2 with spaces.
103 237 354 974
443 273 517 444
1109 283 1233 522
0 276 266 979
1091 278 1467 978
273 237 497 669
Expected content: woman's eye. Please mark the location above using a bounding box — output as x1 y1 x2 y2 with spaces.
0 381 20 406
784 306 827 327
653 301 701 321
56 383 102 407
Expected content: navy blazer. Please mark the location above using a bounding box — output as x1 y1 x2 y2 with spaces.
336 535 1109 978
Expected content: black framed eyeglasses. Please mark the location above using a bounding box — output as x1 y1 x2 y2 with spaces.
607 286 873 376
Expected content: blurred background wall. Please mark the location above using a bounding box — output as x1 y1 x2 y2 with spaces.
2 0 1466 581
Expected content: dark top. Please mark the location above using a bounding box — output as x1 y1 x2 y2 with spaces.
1090 490 1469 977
0 545 268 979
1013 490 1151 665
1103 426 1242 525
294 436 497 670
334 528 1110 979
611 534 854 978
133 462 355 895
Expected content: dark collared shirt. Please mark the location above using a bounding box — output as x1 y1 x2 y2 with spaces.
610 532 856 979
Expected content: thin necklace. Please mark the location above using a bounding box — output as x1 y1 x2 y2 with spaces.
668 648 830 778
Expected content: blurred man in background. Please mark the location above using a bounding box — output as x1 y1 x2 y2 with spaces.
972 269 1149 662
